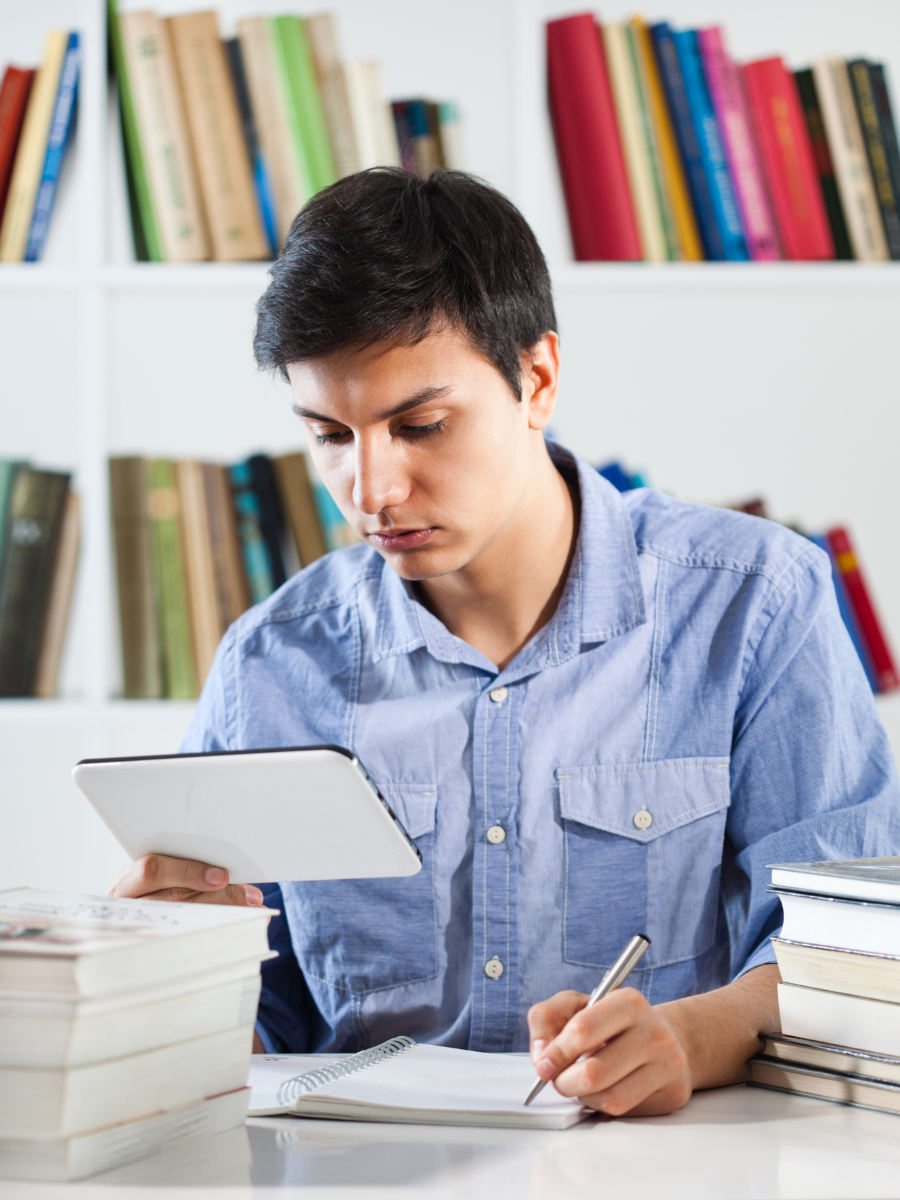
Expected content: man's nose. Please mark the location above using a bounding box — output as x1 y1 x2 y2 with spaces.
352 435 410 515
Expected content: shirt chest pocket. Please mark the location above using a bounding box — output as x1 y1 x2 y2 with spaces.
557 759 730 970
284 784 438 994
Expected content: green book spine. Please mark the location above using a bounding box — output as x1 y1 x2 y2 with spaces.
109 458 163 699
0 468 70 696
0 460 26 568
271 16 336 195
146 460 197 699
107 0 164 261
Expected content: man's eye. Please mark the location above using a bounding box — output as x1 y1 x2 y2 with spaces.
314 430 350 446
401 420 446 440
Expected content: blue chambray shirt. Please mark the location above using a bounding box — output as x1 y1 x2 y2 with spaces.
182 443 900 1054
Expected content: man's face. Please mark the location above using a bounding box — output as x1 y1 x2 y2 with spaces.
287 326 557 582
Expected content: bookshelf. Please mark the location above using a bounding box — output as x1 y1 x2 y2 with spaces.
3 0 900 894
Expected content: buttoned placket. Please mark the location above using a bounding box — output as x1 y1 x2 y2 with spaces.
468 673 523 1052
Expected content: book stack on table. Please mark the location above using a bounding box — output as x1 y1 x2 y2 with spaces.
0 889 273 1181
750 859 900 1117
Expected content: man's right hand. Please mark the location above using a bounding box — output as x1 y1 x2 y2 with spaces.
109 855 264 906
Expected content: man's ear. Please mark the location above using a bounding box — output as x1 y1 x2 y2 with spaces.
522 332 560 432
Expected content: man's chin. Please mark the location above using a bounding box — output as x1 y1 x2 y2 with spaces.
373 540 470 583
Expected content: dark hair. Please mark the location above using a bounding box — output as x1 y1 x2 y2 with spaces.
253 168 556 400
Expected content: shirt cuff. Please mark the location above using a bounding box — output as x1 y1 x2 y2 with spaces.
735 933 779 979
254 1018 282 1055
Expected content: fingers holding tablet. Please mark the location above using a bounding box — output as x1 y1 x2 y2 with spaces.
109 853 264 907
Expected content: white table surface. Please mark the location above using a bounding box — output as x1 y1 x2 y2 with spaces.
3 1084 900 1200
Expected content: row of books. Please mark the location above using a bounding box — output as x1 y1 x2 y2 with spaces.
0 33 80 262
110 451 355 700
751 858 900 1121
548 13 900 262
109 5 462 263
600 460 899 694
0 888 270 1181
0 462 80 699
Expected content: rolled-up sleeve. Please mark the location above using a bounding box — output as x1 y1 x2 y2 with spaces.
723 542 900 978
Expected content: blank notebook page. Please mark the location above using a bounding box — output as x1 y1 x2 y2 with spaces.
295 1046 582 1114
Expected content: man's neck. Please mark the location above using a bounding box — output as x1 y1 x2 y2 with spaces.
415 446 578 670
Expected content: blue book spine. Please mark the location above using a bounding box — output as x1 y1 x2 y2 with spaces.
24 33 81 263
597 463 635 493
672 29 749 262
810 533 879 692
312 482 356 552
230 461 275 604
253 151 278 257
651 22 723 261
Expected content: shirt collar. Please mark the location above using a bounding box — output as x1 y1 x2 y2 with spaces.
372 442 646 669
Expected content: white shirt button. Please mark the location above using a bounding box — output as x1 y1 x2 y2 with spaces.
484 956 504 979
486 825 506 844
489 686 508 703
633 808 653 830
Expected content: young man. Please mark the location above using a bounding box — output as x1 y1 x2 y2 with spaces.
112 169 900 1117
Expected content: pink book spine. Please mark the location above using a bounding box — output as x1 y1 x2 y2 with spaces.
698 27 781 260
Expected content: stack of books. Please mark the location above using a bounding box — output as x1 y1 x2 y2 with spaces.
109 449 354 700
548 13 900 262
598 459 898 695
750 860 900 1117
0 887 273 1181
0 461 79 699
0 32 80 263
108 5 462 263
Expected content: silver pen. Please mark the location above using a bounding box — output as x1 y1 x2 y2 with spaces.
524 933 651 1106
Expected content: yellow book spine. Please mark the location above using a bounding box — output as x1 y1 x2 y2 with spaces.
0 30 69 262
631 17 704 262
603 22 667 263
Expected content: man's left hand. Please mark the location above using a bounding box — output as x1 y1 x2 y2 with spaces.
527 963 781 1117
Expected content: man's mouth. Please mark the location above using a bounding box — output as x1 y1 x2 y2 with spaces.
367 527 437 552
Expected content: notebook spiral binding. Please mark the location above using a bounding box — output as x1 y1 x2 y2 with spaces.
276 1036 418 1106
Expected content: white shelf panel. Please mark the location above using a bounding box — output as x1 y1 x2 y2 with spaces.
0 264 273 291
551 263 900 290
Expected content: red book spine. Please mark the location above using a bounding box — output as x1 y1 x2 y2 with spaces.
547 14 641 261
827 527 899 693
0 66 35 224
743 57 834 260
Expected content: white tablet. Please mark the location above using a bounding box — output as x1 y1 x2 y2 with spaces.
72 746 422 884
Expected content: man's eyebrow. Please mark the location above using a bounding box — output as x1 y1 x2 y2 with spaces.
292 386 452 424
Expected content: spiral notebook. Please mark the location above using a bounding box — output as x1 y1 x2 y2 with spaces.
248 1038 588 1129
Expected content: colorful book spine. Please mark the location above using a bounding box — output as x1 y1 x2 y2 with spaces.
224 37 277 257
809 533 879 692
604 21 668 262
794 69 853 260
848 59 900 260
107 0 163 261
24 33 80 263
146 459 197 700
870 64 900 254
118 11 210 264
405 100 441 179
229 461 274 605
812 58 888 261
33 490 80 698
271 16 336 197
247 455 287 591
626 20 679 259
673 29 748 261
743 58 835 260
304 12 361 180
0 30 69 262
826 527 899 693
651 22 723 260
0 67 35 225
631 18 703 261
546 14 641 262
698 27 780 260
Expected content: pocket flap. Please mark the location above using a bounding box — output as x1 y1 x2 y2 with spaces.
379 784 438 840
556 759 730 843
